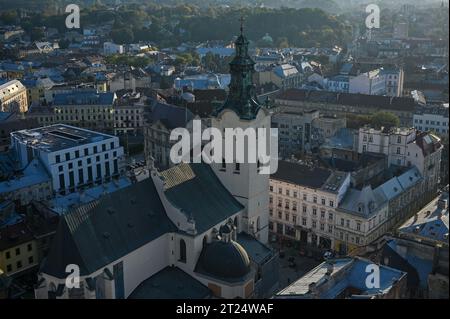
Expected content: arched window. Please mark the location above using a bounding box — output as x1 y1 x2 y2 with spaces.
202 235 208 247
256 216 261 231
179 239 186 263
234 216 239 229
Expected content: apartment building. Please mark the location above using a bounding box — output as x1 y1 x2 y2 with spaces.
0 204 58 277
349 69 386 95
269 161 350 250
10 124 124 195
0 80 28 113
335 166 424 255
27 90 117 132
356 126 443 197
274 89 417 127
272 110 346 158
413 104 449 136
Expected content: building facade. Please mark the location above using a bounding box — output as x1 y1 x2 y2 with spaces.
269 161 350 251
0 80 28 113
10 124 124 195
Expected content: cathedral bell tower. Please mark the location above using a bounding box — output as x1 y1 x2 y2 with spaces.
211 20 272 244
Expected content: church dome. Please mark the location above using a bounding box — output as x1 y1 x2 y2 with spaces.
196 240 251 281
262 33 273 43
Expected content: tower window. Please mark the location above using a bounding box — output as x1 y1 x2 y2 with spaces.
179 239 186 263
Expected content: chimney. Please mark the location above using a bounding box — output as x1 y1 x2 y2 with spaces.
308 282 318 297
437 198 448 210
326 262 334 276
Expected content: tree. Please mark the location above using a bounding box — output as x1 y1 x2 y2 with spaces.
370 111 400 129
110 28 134 44
0 10 18 25
276 37 289 48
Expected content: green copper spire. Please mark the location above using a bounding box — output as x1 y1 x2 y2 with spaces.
214 19 262 120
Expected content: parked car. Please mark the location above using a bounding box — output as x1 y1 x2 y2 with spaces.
323 250 335 260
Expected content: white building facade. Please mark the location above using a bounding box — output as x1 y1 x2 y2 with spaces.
10 124 124 195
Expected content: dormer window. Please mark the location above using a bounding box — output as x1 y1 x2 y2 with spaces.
358 203 364 213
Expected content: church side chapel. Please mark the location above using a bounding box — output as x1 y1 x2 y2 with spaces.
34 24 279 299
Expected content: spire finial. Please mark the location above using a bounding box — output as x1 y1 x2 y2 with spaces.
240 15 245 35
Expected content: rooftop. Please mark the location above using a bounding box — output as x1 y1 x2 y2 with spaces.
276 257 406 299
398 192 449 245
11 124 116 152
0 80 25 102
53 90 115 106
276 88 418 111
128 266 211 299
271 160 341 191
161 163 244 234
41 178 176 278
0 159 50 195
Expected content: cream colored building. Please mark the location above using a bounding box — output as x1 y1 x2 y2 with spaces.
269 161 350 250
0 80 28 113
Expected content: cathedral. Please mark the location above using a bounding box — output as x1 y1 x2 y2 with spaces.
34 26 279 299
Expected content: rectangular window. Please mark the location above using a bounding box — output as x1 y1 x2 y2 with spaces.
96 164 102 180
78 169 84 185
55 155 60 163
113 159 118 174
59 174 65 190
105 162 110 177
27 243 32 252
69 171 75 188
28 256 34 264
87 166 93 182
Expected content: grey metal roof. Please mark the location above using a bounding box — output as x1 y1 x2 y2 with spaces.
11 124 116 152
195 240 251 282
163 163 244 234
271 160 331 189
150 102 194 130
237 233 274 265
41 178 176 278
128 266 212 299
338 185 386 217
